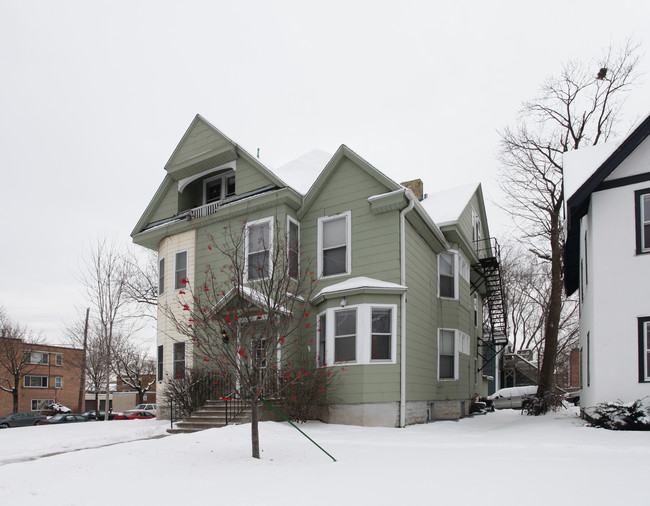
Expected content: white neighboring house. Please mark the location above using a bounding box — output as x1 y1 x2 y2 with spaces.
564 113 650 410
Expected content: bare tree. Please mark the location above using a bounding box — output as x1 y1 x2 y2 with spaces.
80 239 133 420
112 335 156 404
498 41 640 406
162 218 317 459
0 307 43 412
64 314 108 415
123 247 159 318
500 242 579 382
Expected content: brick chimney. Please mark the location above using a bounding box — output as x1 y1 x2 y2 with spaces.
401 178 424 201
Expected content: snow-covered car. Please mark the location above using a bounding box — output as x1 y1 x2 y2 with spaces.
487 386 538 410
0 411 47 428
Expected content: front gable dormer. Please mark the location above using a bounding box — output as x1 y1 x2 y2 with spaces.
132 115 290 245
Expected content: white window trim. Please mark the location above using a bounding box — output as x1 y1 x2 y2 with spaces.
174 250 188 290
438 250 459 300
287 216 300 280
244 216 274 283
319 303 397 366
317 311 327 367
203 169 236 205
158 256 165 296
472 206 483 247
438 329 470 381
459 252 470 283
317 211 351 279
173 342 186 379
54 377 63 389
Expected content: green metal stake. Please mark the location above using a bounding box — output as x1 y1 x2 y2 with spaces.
258 395 337 462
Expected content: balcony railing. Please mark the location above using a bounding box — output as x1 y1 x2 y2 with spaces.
190 201 220 220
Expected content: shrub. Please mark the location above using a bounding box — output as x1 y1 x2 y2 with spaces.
523 391 564 416
585 399 650 431
278 364 338 423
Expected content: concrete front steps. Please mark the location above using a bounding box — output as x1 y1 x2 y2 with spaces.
168 400 252 434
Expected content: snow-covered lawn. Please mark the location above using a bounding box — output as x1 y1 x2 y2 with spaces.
0 408 648 505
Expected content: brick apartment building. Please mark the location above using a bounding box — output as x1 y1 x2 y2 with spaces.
0 341 84 414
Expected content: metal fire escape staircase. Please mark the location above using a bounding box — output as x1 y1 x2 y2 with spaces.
471 238 508 371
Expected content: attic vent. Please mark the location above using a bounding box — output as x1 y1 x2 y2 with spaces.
401 179 424 201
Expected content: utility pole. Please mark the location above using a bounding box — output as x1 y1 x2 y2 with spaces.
77 308 89 413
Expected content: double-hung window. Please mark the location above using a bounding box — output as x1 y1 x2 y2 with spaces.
636 189 650 254
318 212 350 278
317 304 396 365
371 308 392 360
438 329 470 380
288 218 300 279
173 342 185 379
439 330 456 379
204 170 235 204
639 317 650 382
158 257 165 295
317 313 327 367
54 377 63 389
439 252 456 298
334 309 356 363
245 217 273 281
174 251 187 290
157 345 164 381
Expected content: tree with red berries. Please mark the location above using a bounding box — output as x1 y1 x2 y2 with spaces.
163 217 321 458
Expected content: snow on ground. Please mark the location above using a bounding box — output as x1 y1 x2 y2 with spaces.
0 408 648 505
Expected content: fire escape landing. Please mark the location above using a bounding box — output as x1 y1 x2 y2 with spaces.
472 238 508 371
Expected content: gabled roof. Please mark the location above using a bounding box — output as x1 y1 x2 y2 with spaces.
564 113 650 295
420 182 480 227
213 286 295 315
131 115 288 238
273 149 332 195
299 145 403 218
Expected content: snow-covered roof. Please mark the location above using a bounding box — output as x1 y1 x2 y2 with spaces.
311 276 407 303
213 286 294 315
563 142 620 200
274 149 332 195
419 182 479 226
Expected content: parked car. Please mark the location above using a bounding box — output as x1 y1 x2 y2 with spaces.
0 411 47 428
564 390 581 406
134 403 157 415
114 410 156 420
82 410 116 420
487 386 538 410
36 414 89 425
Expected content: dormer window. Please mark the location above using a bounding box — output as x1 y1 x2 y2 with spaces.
204 171 235 205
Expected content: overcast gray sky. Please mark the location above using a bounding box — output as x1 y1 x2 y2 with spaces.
2 1 650 345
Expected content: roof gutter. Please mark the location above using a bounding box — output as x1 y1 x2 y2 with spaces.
399 190 415 428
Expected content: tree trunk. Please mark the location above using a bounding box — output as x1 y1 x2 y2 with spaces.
12 388 18 413
537 212 563 395
251 395 260 459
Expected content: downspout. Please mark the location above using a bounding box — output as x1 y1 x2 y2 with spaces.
399 191 415 428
